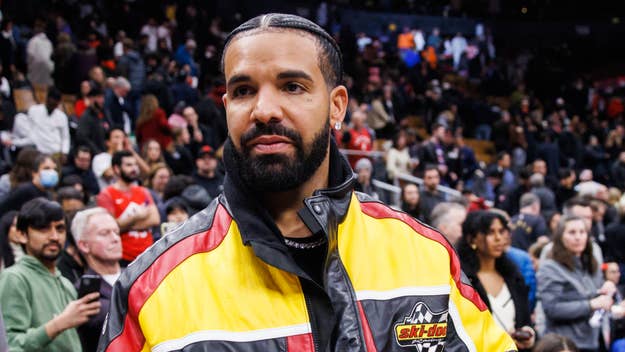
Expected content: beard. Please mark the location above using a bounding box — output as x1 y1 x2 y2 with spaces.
120 169 139 183
227 119 330 193
34 242 62 262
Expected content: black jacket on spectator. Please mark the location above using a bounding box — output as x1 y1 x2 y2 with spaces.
62 164 100 196
76 106 111 155
509 213 548 251
104 91 133 130
192 172 224 199
418 189 445 223
164 145 195 176
605 221 625 269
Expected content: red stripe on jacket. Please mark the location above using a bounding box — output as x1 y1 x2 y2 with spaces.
359 201 488 312
106 205 232 351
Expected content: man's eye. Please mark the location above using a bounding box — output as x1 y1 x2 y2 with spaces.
284 83 304 93
233 86 253 97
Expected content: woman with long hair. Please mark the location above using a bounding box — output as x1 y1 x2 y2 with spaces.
140 139 165 175
0 211 24 270
457 210 534 351
135 94 172 150
0 147 40 199
537 215 615 352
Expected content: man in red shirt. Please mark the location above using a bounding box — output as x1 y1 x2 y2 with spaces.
96 150 160 265
341 109 373 169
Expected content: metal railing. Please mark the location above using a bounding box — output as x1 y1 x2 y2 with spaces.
395 173 462 199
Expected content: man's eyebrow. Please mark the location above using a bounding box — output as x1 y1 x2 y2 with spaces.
277 70 313 82
227 74 251 87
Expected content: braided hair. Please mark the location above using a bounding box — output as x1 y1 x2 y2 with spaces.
221 13 343 87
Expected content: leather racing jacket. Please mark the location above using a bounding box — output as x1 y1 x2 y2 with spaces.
98 140 516 352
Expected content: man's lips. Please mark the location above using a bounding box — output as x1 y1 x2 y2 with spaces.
247 135 293 153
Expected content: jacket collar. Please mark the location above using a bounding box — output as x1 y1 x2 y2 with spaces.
221 137 355 276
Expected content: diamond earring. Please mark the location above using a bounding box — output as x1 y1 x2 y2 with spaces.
334 122 342 130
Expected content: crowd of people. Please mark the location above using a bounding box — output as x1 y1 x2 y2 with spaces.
0 1 623 352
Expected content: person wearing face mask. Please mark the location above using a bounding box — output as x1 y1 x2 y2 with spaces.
0 154 58 214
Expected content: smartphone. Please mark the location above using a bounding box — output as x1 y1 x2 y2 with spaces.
78 275 102 298
511 330 532 341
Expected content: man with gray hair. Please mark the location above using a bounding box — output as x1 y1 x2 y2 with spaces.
529 172 556 218
105 76 133 133
71 207 122 352
430 202 467 246
509 193 549 251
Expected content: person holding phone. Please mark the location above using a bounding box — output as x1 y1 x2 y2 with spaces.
71 207 123 352
538 215 615 352
0 198 100 352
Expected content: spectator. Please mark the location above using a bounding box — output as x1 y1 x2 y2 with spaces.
62 146 100 196
353 157 381 201
26 20 54 88
73 81 92 119
401 182 423 221
417 123 447 173
342 109 374 169
92 127 125 191
174 39 199 77
429 201 467 246
605 208 625 280
386 129 414 181
71 207 122 352
532 159 558 190
611 151 625 190
556 168 577 210
0 147 39 199
164 198 190 225
96 151 159 265
418 165 446 222
164 124 194 175
530 173 558 218
532 333 579 352
140 138 166 174
135 94 172 149
0 154 58 214
509 193 549 251
192 145 223 199
144 162 172 229
104 76 133 133
0 198 100 351
0 211 23 270
537 215 614 352
26 87 70 157
55 187 86 283
76 85 111 155
117 38 145 99
457 210 534 350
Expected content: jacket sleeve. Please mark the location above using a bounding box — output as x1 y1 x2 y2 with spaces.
537 261 593 322
446 256 517 351
97 278 146 352
0 272 53 352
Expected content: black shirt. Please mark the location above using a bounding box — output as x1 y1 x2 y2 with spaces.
284 231 328 286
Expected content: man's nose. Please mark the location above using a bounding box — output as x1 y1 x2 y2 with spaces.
251 86 284 124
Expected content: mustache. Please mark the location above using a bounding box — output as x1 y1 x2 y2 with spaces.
240 122 303 150
44 241 62 248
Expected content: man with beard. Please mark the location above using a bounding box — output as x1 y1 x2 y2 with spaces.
98 14 515 352
96 151 159 265
0 198 100 352
76 85 112 155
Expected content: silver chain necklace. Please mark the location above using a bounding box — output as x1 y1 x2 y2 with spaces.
283 236 327 249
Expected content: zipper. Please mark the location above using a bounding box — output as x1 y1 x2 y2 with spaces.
304 287 321 352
